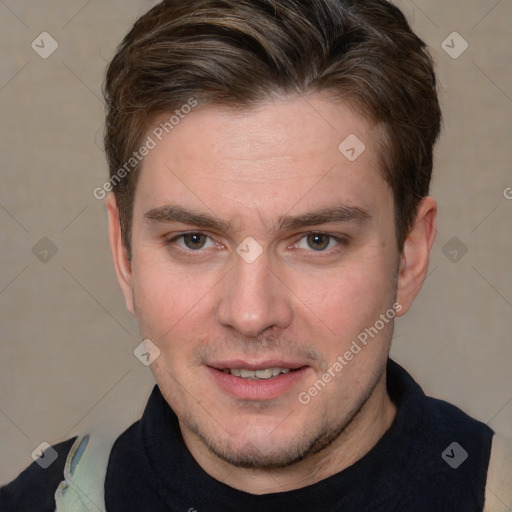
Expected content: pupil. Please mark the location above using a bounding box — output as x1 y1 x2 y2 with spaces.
185 234 206 249
308 234 329 250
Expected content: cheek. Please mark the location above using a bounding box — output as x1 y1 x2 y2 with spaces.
130 255 217 339
287 264 397 375
293 259 393 329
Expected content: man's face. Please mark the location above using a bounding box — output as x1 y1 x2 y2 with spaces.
118 95 404 468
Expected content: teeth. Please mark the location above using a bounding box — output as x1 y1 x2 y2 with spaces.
227 367 292 379
255 369 272 379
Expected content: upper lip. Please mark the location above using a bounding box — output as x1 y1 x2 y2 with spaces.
208 359 307 371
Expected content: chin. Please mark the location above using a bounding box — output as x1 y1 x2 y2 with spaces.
186 413 351 470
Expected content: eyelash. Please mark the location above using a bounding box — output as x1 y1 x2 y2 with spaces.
163 232 222 255
291 233 348 253
163 231 349 258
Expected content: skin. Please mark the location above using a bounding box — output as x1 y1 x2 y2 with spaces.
107 93 436 494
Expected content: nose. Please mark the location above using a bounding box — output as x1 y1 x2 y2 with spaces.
216 250 293 338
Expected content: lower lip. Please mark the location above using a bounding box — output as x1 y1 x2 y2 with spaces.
207 366 310 401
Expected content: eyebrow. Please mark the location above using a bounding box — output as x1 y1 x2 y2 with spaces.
143 204 371 232
278 205 371 231
144 205 231 232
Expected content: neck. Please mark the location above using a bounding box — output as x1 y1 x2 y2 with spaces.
181 371 397 494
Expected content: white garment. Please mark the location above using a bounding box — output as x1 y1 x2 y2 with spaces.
53 422 121 512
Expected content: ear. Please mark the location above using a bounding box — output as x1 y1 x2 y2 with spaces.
106 193 135 315
396 196 437 316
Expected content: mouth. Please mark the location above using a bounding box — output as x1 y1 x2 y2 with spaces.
221 367 293 379
207 361 310 400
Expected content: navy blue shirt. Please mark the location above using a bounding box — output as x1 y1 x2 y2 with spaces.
0 359 494 511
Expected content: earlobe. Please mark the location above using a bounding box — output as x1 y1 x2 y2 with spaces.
396 196 437 316
106 193 136 315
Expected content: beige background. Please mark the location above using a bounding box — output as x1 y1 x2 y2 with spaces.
0 0 511 485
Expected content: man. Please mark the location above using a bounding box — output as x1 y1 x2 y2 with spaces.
1 0 511 510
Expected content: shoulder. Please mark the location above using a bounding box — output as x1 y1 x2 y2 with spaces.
484 432 512 512
390 360 494 447
0 437 76 512
385 361 495 510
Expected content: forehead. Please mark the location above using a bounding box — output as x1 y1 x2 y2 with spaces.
135 94 390 227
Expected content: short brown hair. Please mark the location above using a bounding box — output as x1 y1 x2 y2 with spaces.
103 0 441 256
